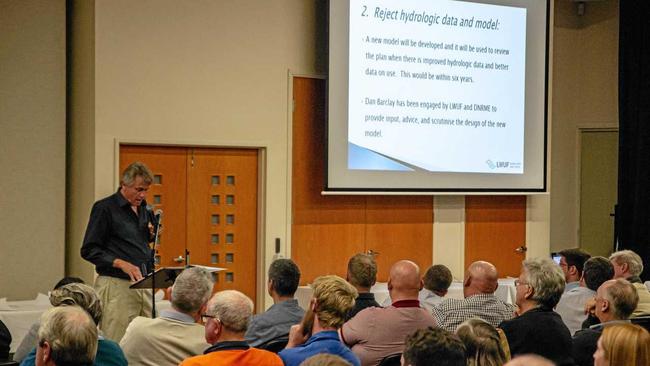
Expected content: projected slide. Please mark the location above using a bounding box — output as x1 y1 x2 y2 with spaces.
348 0 527 174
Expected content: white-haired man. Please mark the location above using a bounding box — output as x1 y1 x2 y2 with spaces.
180 290 283 366
36 306 98 366
120 267 214 365
609 249 650 317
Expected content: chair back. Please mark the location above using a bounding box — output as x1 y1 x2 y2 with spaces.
258 336 289 353
378 353 401 366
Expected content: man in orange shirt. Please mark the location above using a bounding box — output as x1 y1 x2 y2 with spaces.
180 290 282 366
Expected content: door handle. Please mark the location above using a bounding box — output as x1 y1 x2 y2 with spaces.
366 249 380 256
514 245 527 254
173 255 185 263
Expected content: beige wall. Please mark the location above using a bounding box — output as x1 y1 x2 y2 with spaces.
550 0 619 251
0 0 66 299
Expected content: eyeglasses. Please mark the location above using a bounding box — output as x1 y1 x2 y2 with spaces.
200 314 219 323
514 279 530 287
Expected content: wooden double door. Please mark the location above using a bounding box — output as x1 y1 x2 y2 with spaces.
120 145 259 304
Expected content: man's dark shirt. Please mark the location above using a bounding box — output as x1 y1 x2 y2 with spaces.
572 320 631 366
346 292 380 321
81 190 153 280
499 307 574 366
0 319 11 360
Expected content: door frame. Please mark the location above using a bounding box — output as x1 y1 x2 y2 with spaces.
114 139 268 312
575 125 618 248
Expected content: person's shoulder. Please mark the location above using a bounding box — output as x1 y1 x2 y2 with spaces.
249 347 284 364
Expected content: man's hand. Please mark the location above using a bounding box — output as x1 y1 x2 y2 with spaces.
113 258 143 282
584 297 597 315
286 324 309 349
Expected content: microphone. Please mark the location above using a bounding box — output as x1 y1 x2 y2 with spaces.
154 209 163 222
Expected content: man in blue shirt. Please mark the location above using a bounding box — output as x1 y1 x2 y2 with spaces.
279 275 360 366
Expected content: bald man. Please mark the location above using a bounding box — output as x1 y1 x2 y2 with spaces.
341 260 435 366
432 261 515 331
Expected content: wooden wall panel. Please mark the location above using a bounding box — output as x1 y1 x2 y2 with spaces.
465 196 527 277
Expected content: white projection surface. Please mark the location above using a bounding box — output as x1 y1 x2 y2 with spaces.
328 0 548 192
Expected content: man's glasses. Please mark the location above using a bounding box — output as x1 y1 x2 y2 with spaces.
514 279 530 287
200 314 219 323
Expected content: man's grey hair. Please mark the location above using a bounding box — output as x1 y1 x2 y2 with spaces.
603 279 639 320
171 267 214 314
522 257 566 309
121 162 153 185
38 306 98 366
49 283 102 326
610 250 644 277
207 290 254 333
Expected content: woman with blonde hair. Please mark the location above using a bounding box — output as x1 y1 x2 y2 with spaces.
456 318 509 366
593 323 650 366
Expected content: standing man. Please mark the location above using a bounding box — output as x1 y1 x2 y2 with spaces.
81 162 157 342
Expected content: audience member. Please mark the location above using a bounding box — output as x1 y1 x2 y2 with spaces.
342 260 435 366
572 279 638 366
499 257 574 366
593 323 650 366
556 256 613 335
402 327 466 366
420 264 453 313
119 267 213 365
558 249 591 293
433 261 515 331
301 354 353 366
21 282 127 366
245 259 304 347
279 275 359 366
609 249 650 317
180 290 282 366
456 318 508 366
504 355 555 366
14 277 86 362
0 319 10 361
35 306 98 366
345 254 380 321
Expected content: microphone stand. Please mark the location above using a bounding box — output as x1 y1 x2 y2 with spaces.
150 210 162 318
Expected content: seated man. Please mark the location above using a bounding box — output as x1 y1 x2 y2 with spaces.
402 327 466 366
0 319 10 361
341 260 436 366
432 261 515 331
558 248 591 293
420 264 453 313
180 290 282 366
245 259 304 346
279 275 360 366
609 249 650 317
120 267 214 365
35 306 98 366
556 256 613 335
345 253 380 321
572 278 638 366
499 257 574 366
21 283 127 366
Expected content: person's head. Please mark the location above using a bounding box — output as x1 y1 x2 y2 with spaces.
582 256 614 291
464 261 498 297
53 277 85 290
515 257 565 312
609 250 644 279
36 306 98 366
594 279 638 322
456 318 508 366
310 275 357 330
387 260 423 301
119 162 153 207
202 290 254 344
301 354 353 366
402 327 466 366
346 253 377 292
49 283 102 326
171 267 214 315
558 248 591 283
423 264 453 296
594 323 650 366
268 258 301 298
504 355 555 366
